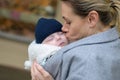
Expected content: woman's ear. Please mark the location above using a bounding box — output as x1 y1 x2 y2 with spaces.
87 10 99 28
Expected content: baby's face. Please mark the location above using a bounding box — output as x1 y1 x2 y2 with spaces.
42 32 68 47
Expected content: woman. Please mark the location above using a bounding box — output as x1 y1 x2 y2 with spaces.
31 0 120 80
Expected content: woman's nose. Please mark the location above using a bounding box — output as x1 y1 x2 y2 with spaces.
61 23 68 32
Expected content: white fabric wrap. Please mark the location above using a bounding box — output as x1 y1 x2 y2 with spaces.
24 41 61 70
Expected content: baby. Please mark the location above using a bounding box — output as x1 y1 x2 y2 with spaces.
24 18 68 70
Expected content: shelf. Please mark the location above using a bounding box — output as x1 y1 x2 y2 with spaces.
0 8 55 43
0 8 52 24
0 31 33 43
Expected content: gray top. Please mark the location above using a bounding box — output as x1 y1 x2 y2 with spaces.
43 27 120 80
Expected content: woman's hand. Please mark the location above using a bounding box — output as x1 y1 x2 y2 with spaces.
31 60 54 80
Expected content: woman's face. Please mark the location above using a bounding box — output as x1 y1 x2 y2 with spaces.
61 2 92 43
42 32 68 47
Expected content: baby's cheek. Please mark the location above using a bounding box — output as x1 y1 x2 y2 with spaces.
47 41 59 46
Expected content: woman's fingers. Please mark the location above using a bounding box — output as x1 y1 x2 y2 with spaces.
31 61 37 80
34 61 54 80
31 61 53 80
36 63 49 76
31 61 43 80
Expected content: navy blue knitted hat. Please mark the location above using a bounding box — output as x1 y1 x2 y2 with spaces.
35 18 62 43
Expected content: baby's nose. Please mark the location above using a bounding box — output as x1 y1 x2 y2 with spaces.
55 35 61 40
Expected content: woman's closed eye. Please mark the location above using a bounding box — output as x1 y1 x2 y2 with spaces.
63 17 71 25
66 21 71 25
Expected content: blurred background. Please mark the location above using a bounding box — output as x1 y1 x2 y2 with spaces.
0 0 62 80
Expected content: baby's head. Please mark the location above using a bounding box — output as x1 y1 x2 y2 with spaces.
35 18 68 46
42 32 68 47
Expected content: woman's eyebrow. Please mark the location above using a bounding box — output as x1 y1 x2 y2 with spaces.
62 16 68 21
62 16 71 22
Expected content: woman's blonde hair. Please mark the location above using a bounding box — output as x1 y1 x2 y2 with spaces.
61 0 120 33
109 0 120 33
